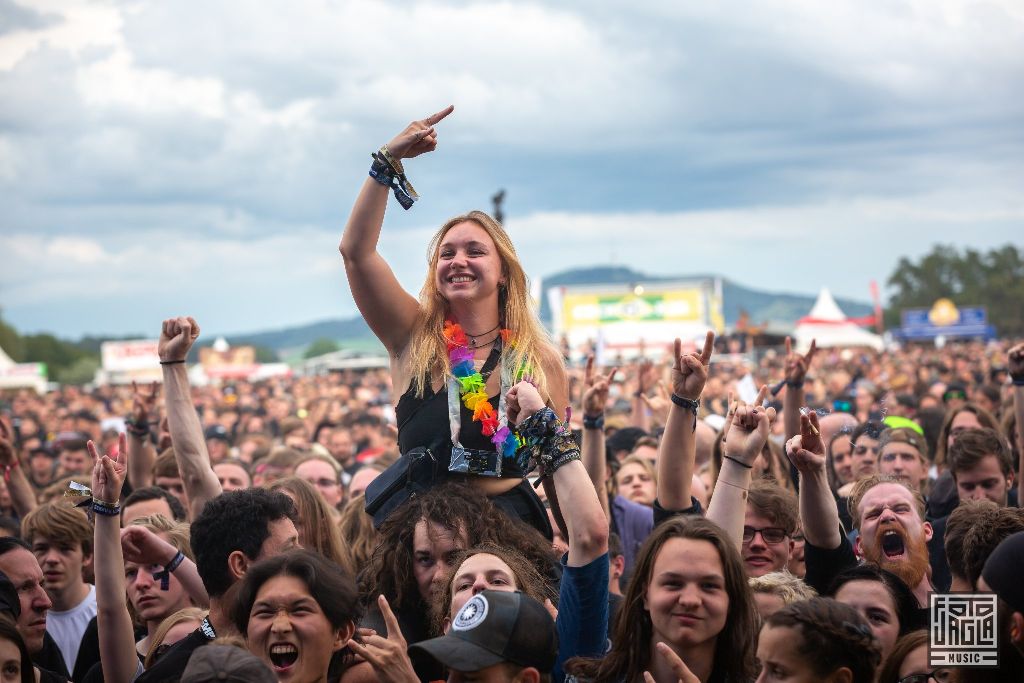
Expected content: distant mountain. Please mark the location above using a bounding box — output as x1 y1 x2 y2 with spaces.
213 317 375 356
202 266 873 353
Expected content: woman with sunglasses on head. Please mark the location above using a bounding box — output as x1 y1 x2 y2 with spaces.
339 107 567 538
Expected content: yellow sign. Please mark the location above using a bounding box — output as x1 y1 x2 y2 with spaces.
562 289 703 327
928 299 960 327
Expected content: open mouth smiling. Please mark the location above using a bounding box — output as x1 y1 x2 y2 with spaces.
268 643 298 671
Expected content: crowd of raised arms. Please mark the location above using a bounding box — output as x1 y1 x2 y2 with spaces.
0 108 1023 683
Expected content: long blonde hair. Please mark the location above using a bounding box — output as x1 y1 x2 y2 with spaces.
407 211 552 398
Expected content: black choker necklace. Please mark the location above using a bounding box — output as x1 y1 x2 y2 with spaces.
463 323 500 348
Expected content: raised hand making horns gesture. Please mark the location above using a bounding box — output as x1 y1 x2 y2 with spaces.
671 330 715 402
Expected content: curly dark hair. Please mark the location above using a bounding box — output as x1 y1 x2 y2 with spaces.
231 549 361 635
766 597 881 683
190 489 296 598
358 482 555 613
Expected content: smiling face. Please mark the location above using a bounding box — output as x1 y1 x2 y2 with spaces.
616 462 656 506
644 537 729 650
246 574 343 682
742 511 793 578
434 221 504 304
833 580 900 660
449 553 518 623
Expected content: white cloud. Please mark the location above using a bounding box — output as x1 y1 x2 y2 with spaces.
0 0 1021 336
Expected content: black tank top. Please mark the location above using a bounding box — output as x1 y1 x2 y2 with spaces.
395 344 525 479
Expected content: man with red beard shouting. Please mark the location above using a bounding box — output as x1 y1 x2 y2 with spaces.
787 412 933 606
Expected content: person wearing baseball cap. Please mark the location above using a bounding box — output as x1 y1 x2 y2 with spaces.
409 590 557 682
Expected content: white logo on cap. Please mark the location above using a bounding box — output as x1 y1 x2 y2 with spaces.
452 594 489 631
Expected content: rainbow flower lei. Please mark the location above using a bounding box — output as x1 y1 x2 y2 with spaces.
444 320 521 457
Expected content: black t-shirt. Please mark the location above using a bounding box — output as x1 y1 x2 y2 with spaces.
135 619 215 683
804 532 858 595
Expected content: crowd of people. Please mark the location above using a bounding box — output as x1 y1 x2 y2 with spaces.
0 108 1023 683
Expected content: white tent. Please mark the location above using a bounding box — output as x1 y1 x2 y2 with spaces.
793 289 883 351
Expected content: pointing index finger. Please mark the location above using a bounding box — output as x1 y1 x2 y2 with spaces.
424 105 454 126
785 336 792 356
584 356 594 386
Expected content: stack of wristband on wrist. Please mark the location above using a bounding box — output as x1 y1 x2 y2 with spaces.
92 497 120 516
514 407 581 484
670 393 700 431
369 145 419 210
1012 372 1024 387
582 413 604 430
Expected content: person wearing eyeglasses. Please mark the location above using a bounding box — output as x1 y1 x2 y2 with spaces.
876 630 951 683
740 480 799 578
293 454 343 512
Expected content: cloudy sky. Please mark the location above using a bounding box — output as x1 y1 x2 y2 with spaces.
1 0 1022 339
